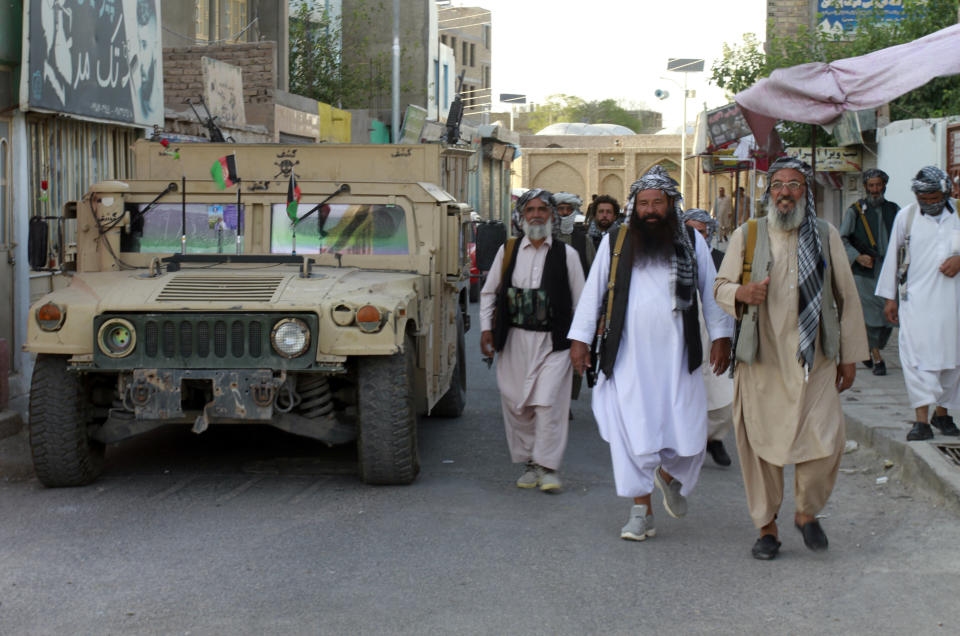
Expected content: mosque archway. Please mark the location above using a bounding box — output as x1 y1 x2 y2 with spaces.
532 161 586 200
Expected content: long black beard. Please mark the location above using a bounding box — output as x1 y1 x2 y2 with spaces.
631 210 677 262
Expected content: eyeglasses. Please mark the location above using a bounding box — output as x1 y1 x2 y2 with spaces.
770 181 804 192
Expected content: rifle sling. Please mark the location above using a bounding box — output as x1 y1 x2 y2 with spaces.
853 201 877 249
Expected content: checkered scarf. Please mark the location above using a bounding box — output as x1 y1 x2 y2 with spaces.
911 166 951 194
766 157 823 376
679 208 717 244
626 165 697 312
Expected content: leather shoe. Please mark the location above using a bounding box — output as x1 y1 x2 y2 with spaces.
795 520 828 551
872 360 887 376
862 359 873 369
751 534 781 560
931 414 960 436
706 440 732 466
907 421 934 441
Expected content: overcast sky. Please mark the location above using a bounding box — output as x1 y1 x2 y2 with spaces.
445 0 767 130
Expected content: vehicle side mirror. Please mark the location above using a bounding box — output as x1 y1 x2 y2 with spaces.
475 220 506 272
28 217 49 270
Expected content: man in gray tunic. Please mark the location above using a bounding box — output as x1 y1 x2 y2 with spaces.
839 169 900 375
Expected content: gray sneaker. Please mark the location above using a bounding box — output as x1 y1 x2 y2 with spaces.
620 504 656 541
654 466 687 519
516 461 540 488
539 468 562 493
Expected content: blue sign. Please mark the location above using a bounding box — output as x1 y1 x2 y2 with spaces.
817 1 906 35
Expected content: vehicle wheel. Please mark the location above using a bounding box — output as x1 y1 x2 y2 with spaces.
356 336 419 484
432 311 466 417
469 279 480 303
29 354 105 487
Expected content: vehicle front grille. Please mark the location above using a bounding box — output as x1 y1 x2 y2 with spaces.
92 313 318 370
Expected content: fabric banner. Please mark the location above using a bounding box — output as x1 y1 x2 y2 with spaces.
211 155 239 189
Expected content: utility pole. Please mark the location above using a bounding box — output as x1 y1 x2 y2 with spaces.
391 0 400 143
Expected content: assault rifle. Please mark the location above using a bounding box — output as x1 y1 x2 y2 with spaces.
184 97 233 143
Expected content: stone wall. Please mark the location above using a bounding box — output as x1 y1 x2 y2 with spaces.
767 0 812 41
162 42 278 132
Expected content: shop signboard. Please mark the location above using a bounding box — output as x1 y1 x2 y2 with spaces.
21 0 164 127
785 146 863 172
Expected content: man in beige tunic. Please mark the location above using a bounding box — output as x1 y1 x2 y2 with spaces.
480 189 585 492
714 157 868 560
714 187 734 241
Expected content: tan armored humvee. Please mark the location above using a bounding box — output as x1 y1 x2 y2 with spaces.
25 140 472 487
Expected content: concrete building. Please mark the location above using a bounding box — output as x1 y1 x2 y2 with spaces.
437 4 492 122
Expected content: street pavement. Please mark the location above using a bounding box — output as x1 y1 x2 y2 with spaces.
1 304 959 634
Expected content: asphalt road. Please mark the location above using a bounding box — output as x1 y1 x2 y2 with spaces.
1 303 959 635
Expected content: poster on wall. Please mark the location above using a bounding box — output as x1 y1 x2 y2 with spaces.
21 0 164 128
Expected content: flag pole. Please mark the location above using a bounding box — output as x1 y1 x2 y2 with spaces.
180 175 187 254
236 178 243 254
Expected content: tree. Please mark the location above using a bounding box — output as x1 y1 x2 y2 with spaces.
709 0 960 146
526 94 658 134
288 0 407 109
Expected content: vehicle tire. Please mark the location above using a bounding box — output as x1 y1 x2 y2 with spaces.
469 279 480 303
356 336 419 485
432 311 466 417
29 354 105 487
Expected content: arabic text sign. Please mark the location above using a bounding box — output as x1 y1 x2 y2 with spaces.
786 147 863 172
817 0 905 34
24 0 163 127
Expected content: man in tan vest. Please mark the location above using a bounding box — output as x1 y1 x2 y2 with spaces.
714 157 868 560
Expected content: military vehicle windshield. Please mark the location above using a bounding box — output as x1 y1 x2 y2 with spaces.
122 203 244 253
271 203 409 255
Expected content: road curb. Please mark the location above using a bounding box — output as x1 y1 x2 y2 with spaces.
846 412 960 515
0 409 23 440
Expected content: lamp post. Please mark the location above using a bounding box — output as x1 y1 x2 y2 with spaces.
665 59 704 199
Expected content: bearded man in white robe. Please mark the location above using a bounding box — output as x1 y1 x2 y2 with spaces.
569 167 733 541
480 189 585 492
714 157 868 561
876 166 960 441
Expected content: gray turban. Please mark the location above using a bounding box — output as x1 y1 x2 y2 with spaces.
680 208 717 244
862 168 889 186
552 192 582 210
911 166 951 194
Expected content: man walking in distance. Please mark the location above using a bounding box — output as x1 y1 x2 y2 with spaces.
839 168 900 375
568 167 733 541
876 166 960 441
554 192 595 275
714 186 734 241
588 195 623 249
714 157 868 560
682 208 734 467
480 189 586 492
734 186 752 226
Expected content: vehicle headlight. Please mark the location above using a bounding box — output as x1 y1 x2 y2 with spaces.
36 302 67 331
97 318 136 358
271 318 310 358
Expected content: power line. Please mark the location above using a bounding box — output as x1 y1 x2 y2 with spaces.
162 17 259 45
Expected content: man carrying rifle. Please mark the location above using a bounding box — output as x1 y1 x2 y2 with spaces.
839 168 900 375
568 167 732 542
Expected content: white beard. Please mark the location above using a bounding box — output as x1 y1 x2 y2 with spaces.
769 198 805 231
523 219 552 240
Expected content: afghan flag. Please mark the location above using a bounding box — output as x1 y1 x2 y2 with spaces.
211 154 238 189
286 172 301 222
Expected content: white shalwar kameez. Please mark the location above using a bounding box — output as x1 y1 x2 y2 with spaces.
568 231 734 498
480 236 585 470
876 201 960 409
